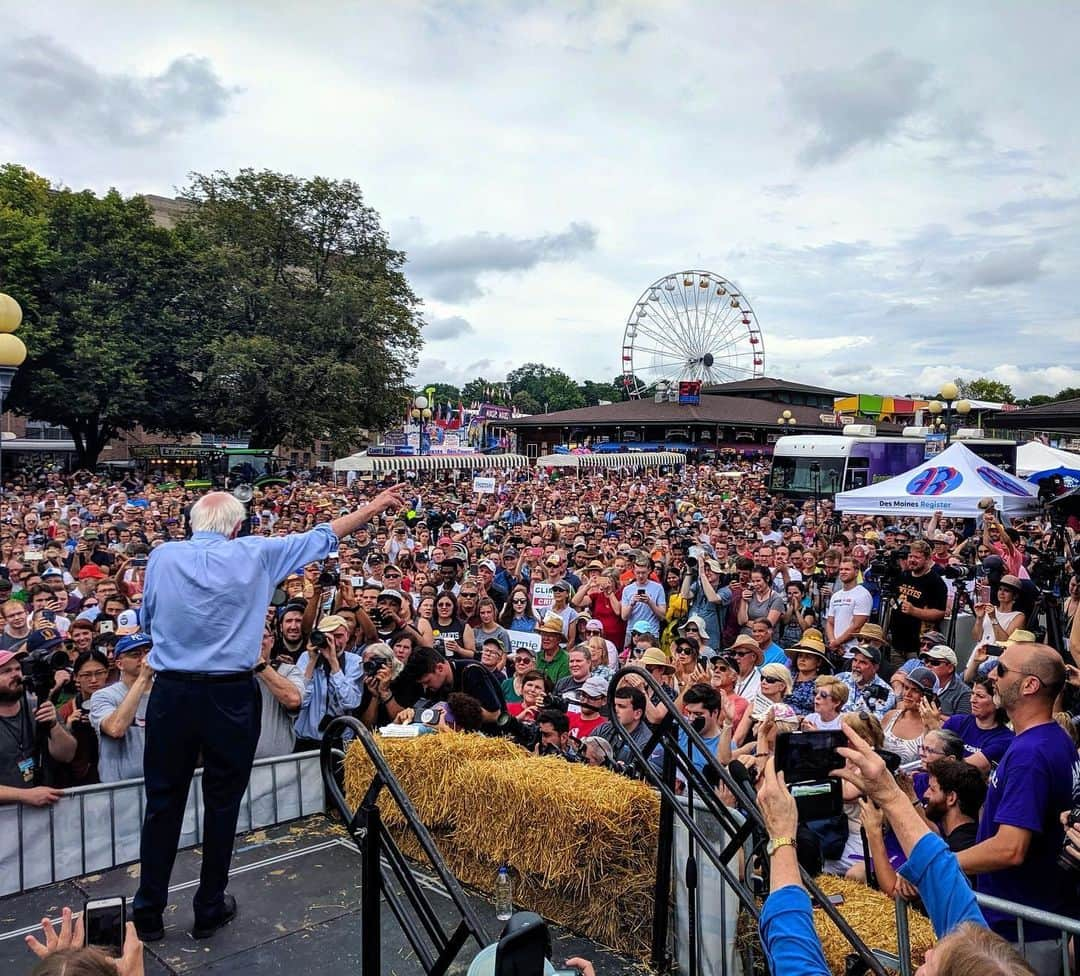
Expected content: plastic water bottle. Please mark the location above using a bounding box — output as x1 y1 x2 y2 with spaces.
494 865 513 920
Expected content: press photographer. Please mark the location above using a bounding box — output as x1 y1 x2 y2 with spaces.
293 615 363 751
0 648 75 806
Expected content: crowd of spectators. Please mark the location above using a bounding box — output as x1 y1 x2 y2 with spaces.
3 458 1080 973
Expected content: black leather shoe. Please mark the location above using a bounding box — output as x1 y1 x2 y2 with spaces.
192 894 237 940
132 911 164 943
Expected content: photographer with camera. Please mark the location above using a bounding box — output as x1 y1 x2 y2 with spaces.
888 540 948 660
0 647 75 806
678 550 731 646
293 615 363 751
55 648 110 786
354 642 400 730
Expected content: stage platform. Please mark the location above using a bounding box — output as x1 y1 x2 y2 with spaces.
0 817 639 975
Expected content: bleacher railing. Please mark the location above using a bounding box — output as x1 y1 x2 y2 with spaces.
0 750 325 897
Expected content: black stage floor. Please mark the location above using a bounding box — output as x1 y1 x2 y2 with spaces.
0 817 639 975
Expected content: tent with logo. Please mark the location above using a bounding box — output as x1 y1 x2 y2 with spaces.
1016 441 1080 488
834 442 1041 518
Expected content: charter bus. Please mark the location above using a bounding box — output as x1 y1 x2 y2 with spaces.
768 428 1017 499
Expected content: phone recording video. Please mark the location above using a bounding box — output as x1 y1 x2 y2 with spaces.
775 730 847 819
84 896 126 957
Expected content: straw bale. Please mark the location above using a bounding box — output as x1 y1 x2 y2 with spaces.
342 732 660 958
811 876 935 974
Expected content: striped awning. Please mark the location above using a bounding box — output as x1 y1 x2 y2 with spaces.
333 452 530 473
535 451 686 469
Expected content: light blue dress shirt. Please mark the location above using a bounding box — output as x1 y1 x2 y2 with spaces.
143 524 337 673
293 650 364 741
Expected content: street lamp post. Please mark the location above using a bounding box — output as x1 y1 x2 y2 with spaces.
809 460 821 527
926 381 972 446
0 294 28 497
776 409 797 429
411 395 433 456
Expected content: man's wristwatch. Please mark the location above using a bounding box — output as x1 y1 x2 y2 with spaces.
253 661 269 674
767 836 795 857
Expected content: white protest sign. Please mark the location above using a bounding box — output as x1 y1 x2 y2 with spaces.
507 630 541 654
531 582 554 615
473 476 496 494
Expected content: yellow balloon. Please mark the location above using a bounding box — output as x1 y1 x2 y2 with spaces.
0 333 27 367
0 293 22 334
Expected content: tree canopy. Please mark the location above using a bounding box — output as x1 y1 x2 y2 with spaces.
0 164 203 467
953 377 1014 403
178 168 423 451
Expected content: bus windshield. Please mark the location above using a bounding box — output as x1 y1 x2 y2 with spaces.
768 456 845 495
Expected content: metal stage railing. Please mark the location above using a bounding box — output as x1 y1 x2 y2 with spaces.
605 665 891 976
319 717 490 976
0 749 325 897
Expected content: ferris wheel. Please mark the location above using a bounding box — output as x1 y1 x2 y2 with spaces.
620 270 765 398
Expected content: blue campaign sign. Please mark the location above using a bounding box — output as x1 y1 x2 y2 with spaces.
923 433 946 459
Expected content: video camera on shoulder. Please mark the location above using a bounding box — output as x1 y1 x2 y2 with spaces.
774 730 846 819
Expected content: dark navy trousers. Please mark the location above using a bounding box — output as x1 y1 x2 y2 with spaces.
133 674 261 921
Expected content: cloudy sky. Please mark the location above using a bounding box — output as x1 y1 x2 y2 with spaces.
2 1 1078 399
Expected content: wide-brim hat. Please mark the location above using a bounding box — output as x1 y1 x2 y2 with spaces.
856 623 887 645
537 613 565 636
679 614 711 643
637 648 675 671
788 636 832 673
727 634 763 662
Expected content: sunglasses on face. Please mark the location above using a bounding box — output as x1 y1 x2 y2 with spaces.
761 675 785 684
733 650 756 658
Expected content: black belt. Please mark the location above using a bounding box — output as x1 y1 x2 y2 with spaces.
156 669 254 684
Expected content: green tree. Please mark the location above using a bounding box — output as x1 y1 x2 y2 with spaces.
507 362 585 412
179 168 422 451
461 377 493 404
579 379 622 406
511 390 541 414
422 382 461 407
954 377 1014 403
0 165 204 467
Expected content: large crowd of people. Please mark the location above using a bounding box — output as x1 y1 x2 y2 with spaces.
4 458 1080 974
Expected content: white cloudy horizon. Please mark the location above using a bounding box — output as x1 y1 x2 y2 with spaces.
1 1 1078 400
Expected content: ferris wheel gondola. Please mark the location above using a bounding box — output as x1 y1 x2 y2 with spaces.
620 270 765 397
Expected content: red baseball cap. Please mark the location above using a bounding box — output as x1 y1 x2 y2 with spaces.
0 649 26 668
78 565 106 580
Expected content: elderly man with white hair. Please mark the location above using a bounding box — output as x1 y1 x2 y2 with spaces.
132 485 404 944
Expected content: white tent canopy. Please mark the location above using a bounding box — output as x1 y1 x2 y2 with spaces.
1016 441 1080 477
332 452 529 473
834 442 1040 518
536 451 686 470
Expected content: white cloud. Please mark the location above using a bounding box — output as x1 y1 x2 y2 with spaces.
2 2 1079 402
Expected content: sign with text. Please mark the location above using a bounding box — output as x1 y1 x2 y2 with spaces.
531 582 555 615
678 380 702 405
507 630 541 654
472 476 496 494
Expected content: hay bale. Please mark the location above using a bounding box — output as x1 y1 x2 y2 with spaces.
811 876 936 974
342 732 660 959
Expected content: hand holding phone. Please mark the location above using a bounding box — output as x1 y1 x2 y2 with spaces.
84 896 126 957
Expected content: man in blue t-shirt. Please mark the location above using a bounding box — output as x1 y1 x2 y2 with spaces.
956 643 1080 976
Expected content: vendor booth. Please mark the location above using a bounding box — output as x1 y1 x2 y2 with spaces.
332 452 529 475
535 451 686 471
1016 441 1080 488
834 442 1040 518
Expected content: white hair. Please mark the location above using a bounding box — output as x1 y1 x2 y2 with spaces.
189 492 246 536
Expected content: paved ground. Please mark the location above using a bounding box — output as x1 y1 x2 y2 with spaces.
0 817 639 975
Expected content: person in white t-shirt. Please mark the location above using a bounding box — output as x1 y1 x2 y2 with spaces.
825 557 872 659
